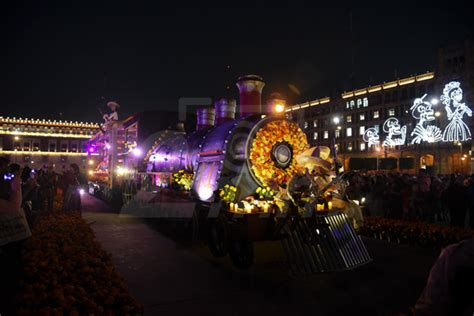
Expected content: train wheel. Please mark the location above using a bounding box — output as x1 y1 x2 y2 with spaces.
228 240 254 269
207 215 228 257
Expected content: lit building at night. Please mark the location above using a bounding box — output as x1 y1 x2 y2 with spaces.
288 39 474 174
0 116 100 171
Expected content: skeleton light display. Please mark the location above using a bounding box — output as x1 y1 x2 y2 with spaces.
441 81 472 142
362 126 380 147
383 117 406 147
362 81 472 147
410 94 442 144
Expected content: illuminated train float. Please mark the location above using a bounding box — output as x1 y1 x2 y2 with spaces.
126 75 371 273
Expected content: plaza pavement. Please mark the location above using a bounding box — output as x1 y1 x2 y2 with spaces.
82 194 437 316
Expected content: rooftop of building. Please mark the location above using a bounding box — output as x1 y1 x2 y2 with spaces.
0 116 100 128
287 71 435 112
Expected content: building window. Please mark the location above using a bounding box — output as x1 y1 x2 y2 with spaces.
359 126 365 135
359 113 365 121
346 127 352 137
313 132 318 140
360 143 366 151
33 143 39 151
363 97 368 107
346 115 352 123
323 131 329 139
373 110 379 119
71 144 78 152
23 142 30 151
350 100 355 109
313 120 318 128
304 121 308 129
61 144 68 152
346 102 350 109
388 108 395 116
347 142 353 151
357 99 362 108
335 129 340 138
49 143 56 152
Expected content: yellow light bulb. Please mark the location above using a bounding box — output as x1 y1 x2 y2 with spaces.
275 104 285 113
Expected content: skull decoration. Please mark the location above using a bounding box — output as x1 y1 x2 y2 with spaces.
410 94 442 144
363 126 380 147
382 117 406 146
411 94 435 124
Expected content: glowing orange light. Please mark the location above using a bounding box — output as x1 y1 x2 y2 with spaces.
275 104 285 113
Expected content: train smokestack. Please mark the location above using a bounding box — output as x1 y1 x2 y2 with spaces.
196 107 215 130
214 98 236 124
236 75 265 117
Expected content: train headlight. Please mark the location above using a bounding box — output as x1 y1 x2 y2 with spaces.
271 141 293 169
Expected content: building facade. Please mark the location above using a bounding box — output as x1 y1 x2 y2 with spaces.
0 116 100 172
288 38 474 175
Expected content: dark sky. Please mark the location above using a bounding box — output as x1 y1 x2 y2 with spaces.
2 2 473 122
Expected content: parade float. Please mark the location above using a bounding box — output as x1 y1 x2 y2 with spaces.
115 75 371 273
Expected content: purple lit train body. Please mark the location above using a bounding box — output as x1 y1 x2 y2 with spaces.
137 75 372 272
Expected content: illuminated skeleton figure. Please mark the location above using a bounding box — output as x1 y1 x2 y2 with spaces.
382 117 406 146
441 81 472 142
410 94 442 144
363 126 380 147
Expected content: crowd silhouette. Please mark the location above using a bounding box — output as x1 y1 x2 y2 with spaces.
345 169 474 229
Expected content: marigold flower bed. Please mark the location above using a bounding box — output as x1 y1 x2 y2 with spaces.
359 216 474 249
17 212 143 315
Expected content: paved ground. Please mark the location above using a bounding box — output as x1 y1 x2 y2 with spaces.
82 194 438 316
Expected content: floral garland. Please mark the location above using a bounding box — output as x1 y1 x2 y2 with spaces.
172 170 193 191
219 184 237 203
17 212 143 315
359 216 474 249
249 120 308 185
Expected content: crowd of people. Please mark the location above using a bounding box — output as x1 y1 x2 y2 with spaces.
0 157 88 313
345 169 474 229
1 160 87 220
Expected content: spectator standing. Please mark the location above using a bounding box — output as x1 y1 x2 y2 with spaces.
62 163 86 212
466 175 474 229
446 175 468 228
0 158 31 315
38 165 57 212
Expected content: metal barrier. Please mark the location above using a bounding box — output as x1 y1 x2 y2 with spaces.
281 210 372 275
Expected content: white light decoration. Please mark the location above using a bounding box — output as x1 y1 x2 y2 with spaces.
197 185 214 201
441 81 472 142
410 94 442 144
362 126 380 147
132 147 142 157
382 117 406 146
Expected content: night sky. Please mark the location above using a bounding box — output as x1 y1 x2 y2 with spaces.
2 2 473 122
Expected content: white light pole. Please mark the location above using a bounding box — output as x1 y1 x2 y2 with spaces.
332 116 342 172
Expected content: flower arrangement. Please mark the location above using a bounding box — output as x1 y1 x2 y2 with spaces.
172 170 193 191
219 184 237 203
255 186 275 200
249 120 309 186
359 216 474 249
17 212 143 315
